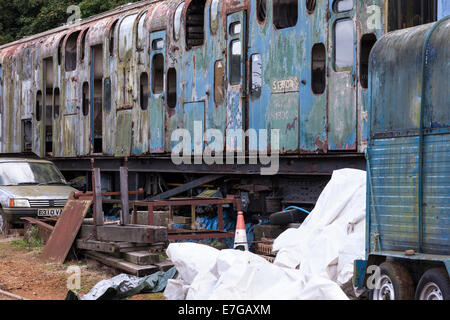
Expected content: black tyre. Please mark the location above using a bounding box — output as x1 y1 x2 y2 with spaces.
370 261 415 300
415 268 450 300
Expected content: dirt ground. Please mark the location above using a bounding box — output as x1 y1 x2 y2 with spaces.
0 237 165 300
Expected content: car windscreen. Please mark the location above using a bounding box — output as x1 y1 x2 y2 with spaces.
0 162 67 186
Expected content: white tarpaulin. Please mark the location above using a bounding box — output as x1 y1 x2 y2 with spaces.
164 169 367 300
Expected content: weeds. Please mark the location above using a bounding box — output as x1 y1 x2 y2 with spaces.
11 226 43 251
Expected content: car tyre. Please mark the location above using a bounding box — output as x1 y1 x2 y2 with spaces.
416 268 450 300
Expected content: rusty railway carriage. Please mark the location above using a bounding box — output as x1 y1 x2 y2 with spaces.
0 0 445 214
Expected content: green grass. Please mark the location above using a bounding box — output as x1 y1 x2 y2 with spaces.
10 227 43 251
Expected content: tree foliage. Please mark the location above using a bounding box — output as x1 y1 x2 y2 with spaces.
0 0 140 46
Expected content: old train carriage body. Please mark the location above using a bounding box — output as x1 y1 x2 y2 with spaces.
0 0 445 212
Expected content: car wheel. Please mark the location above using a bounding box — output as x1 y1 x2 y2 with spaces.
416 268 450 300
370 262 415 300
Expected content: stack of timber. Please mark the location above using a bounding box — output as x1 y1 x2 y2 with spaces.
77 222 173 277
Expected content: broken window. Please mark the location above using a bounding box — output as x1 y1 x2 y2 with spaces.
250 54 262 98
388 0 437 32
306 0 316 13
186 0 206 49
360 34 377 89
311 43 326 94
36 91 43 121
334 19 354 71
54 88 60 119
80 29 89 62
174 2 185 40
82 82 89 117
333 0 353 12
109 20 119 57
167 68 177 108
104 78 112 113
22 120 32 152
65 31 81 72
214 60 225 105
273 0 298 29
152 54 164 94
140 72 149 110
257 0 267 23
230 40 242 85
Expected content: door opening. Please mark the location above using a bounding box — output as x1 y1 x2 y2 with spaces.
92 44 103 154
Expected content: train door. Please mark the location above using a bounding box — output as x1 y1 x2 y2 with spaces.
91 44 103 154
114 14 137 157
327 0 357 150
149 31 166 153
226 11 247 152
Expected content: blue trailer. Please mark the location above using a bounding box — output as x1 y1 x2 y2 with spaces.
354 15 450 300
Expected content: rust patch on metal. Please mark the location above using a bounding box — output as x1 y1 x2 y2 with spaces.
41 199 92 265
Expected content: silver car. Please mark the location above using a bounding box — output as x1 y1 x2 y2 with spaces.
0 158 78 234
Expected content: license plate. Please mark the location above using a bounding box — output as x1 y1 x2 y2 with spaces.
37 208 62 217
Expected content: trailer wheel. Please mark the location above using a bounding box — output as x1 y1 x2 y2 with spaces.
370 262 414 300
416 268 450 300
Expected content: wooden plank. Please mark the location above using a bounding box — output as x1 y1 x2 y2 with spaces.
155 260 175 272
120 167 130 225
41 200 92 265
123 251 160 265
94 168 104 227
96 225 168 244
84 251 159 277
148 175 224 201
75 239 119 254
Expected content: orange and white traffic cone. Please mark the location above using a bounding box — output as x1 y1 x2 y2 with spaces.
233 211 248 251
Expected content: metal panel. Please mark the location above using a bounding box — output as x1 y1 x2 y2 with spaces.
41 199 92 264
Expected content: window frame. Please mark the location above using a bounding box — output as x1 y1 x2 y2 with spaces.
333 0 353 13
333 18 354 72
273 0 299 30
311 43 326 95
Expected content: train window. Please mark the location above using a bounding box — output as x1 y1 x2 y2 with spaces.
104 78 112 113
152 54 164 94
167 68 177 108
80 29 89 62
82 82 89 117
360 34 377 89
311 43 326 94
186 0 206 49
250 54 262 99
230 22 242 36
333 0 353 12
65 31 81 72
137 14 147 49
53 88 60 119
174 2 185 40
334 19 354 71
388 0 437 32
257 0 267 23
273 0 298 29
152 39 165 50
109 20 118 57
230 40 242 85
214 60 225 105
0 64 2 114
58 35 66 66
36 91 43 121
306 0 316 14
210 0 219 33
140 72 149 110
